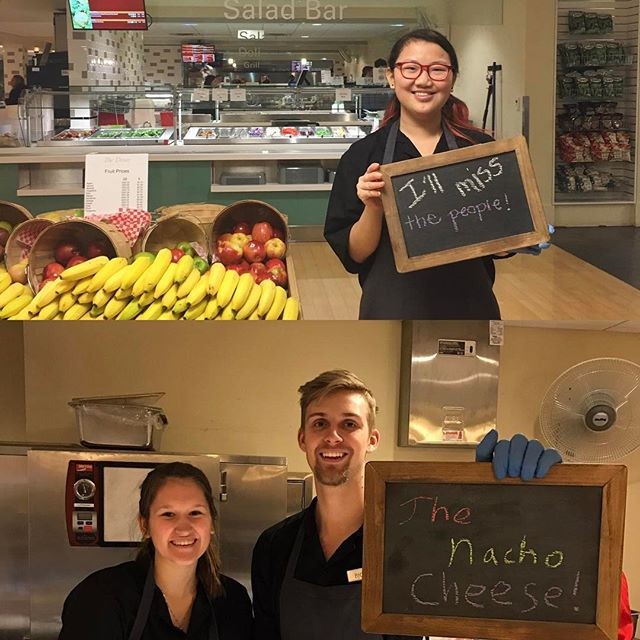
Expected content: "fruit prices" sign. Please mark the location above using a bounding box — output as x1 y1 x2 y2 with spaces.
84 154 149 215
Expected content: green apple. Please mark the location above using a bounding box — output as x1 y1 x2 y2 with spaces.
176 241 195 257
193 257 209 275
133 251 155 262
0 221 13 234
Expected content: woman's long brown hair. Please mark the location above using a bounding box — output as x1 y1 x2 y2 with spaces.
380 28 485 143
136 462 224 599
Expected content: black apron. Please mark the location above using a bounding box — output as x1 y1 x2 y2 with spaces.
279 521 382 640
128 564 220 640
357 119 500 320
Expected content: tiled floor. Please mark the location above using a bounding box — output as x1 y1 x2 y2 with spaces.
553 226 640 290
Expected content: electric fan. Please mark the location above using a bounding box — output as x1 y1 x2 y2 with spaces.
539 358 640 462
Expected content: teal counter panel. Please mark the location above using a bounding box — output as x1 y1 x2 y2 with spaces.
0 163 329 225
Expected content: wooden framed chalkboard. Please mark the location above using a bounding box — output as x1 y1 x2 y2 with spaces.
362 462 627 640
379 136 550 272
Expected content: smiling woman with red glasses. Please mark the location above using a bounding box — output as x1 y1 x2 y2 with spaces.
324 29 505 320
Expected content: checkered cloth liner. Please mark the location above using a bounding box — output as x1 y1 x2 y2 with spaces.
84 209 152 247
15 220 53 260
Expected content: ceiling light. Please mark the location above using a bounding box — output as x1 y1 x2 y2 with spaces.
301 35 310 38
391 23 404 27
228 57 234 64
312 23 322 26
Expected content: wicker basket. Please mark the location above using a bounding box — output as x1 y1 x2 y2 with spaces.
210 200 299 303
210 200 289 248
0 200 32 228
5 218 55 272
142 213 208 257
27 219 132 292
156 203 226 240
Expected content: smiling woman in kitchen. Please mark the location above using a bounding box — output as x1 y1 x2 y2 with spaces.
324 28 548 320
58 462 253 640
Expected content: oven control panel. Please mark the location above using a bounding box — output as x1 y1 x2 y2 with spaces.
65 461 99 545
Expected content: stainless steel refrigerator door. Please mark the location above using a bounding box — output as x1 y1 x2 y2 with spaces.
0 451 28 640
218 456 287 594
28 450 220 640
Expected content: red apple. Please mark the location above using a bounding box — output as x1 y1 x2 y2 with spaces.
249 262 267 281
269 267 288 288
54 241 81 266
86 239 110 259
171 247 185 263
43 261 65 279
265 257 286 272
255 269 272 284
272 227 286 242
265 237 287 259
66 255 87 268
243 240 266 264
217 241 243 266
217 233 233 247
0 228 9 245
251 221 274 244
232 221 252 235
227 260 250 275
230 232 250 249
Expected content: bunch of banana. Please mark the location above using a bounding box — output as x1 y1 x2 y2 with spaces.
0 254 301 320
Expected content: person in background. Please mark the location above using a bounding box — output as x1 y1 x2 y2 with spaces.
361 65 373 78
59 462 253 640
204 74 222 88
374 58 388 68
260 74 271 84
5 75 26 105
324 29 550 320
251 369 562 640
287 73 297 88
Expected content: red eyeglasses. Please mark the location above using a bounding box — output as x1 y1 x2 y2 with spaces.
394 61 453 81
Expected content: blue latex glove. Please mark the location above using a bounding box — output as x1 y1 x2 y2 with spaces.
475 429 563 481
514 224 555 256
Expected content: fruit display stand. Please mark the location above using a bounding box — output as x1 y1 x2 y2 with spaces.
210 199 301 305
27 219 132 292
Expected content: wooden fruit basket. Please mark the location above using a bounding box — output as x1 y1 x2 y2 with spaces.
142 213 208 257
27 219 132 292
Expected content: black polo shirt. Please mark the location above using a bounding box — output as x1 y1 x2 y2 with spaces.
58 558 253 640
251 498 422 640
324 122 504 320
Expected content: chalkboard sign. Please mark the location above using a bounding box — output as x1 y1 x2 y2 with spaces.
379 136 550 272
362 462 627 640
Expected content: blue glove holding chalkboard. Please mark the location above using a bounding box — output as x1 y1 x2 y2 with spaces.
513 224 555 256
475 429 563 481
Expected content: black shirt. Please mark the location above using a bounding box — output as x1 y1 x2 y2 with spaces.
251 498 421 640
324 122 503 320
58 559 253 640
5 85 25 105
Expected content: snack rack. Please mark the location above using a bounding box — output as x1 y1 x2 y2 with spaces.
554 0 639 205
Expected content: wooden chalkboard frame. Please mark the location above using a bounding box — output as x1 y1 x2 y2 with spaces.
362 462 627 640
379 136 550 273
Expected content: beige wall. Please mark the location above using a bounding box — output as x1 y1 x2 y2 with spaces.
0 323 25 440
2 321 638 605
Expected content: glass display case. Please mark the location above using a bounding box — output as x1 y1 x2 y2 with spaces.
554 0 639 204
20 85 387 147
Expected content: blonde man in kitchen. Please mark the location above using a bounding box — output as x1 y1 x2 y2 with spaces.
251 369 563 640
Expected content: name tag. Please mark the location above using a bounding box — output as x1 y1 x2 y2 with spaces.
347 568 363 583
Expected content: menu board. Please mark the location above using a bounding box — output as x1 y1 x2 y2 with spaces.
68 0 148 30
182 44 216 63
84 153 149 215
362 462 627 640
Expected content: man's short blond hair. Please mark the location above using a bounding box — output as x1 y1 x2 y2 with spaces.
298 370 378 433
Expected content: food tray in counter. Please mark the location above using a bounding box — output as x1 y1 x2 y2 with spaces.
39 127 174 146
183 125 369 144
